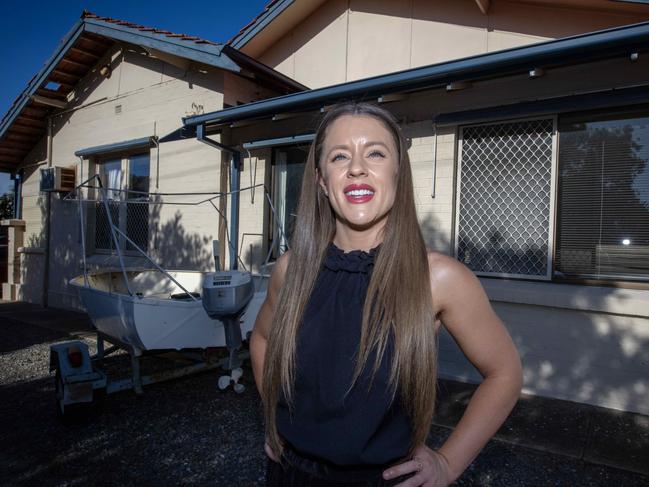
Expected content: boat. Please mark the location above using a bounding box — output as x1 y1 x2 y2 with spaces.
69 268 267 356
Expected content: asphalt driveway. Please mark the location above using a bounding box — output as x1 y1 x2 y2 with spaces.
1 303 647 486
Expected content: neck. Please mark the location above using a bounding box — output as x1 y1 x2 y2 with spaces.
333 219 386 252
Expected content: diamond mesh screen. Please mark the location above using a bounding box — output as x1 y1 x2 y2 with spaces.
95 199 149 252
457 119 554 277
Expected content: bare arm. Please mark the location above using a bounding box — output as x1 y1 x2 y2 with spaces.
383 253 522 485
249 252 289 400
431 252 523 481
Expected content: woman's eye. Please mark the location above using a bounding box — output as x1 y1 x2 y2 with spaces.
332 153 347 162
368 150 385 159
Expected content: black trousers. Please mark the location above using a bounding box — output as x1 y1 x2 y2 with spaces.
265 445 416 487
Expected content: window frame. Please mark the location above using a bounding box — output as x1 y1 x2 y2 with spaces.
268 143 309 260
90 149 151 256
454 115 559 281
552 106 649 286
453 108 649 289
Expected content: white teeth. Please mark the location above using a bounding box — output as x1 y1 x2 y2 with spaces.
345 189 374 196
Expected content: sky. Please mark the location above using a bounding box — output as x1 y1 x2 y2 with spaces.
0 0 271 194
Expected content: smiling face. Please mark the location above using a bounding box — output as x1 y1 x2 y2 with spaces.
318 114 399 236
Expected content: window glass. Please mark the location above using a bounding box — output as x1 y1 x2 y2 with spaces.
93 152 151 253
99 158 122 200
272 146 307 255
128 153 150 197
556 111 649 281
126 153 150 251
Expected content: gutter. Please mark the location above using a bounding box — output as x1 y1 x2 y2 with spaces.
184 20 649 128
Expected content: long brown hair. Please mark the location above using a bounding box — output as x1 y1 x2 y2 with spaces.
262 102 438 460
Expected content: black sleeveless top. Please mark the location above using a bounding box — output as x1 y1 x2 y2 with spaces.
276 243 412 466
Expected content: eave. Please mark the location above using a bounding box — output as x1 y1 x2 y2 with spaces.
185 20 649 130
0 12 305 172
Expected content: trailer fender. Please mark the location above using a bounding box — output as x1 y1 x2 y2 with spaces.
50 341 102 408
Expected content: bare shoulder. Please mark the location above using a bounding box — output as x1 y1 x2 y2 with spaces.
426 250 487 316
427 250 477 288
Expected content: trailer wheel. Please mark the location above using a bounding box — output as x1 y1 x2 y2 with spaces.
54 368 68 418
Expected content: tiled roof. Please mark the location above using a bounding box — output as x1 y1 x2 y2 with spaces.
0 9 304 171
82 10 220 46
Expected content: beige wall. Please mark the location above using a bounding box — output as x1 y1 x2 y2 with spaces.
408 116 649 415
257 0 649 88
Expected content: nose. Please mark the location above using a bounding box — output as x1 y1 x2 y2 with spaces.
347 153 368 178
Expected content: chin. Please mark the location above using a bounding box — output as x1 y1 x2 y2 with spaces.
339 213 387 231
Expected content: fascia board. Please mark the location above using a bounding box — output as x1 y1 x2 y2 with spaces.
230 0 294 50
0 19 84 139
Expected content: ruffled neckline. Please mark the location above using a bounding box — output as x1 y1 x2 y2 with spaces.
323 242 380 274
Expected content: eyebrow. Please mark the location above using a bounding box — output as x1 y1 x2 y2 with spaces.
327 141 392 155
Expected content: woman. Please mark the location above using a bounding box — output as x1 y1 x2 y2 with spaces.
250 102 523 486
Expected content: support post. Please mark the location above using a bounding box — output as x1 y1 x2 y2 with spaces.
230 152 240 270
96 334 105 360
196 124 242 271
12 171 22 219
131 354 143 394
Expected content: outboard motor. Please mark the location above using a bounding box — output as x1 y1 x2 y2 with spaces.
202 270 254 392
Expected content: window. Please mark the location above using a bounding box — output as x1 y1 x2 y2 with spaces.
556 110 649 282
456 119 555 279
271 146 307 255
455 109 649 285
94 152 150 253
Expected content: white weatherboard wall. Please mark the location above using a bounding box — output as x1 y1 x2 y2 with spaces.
19 45 231 309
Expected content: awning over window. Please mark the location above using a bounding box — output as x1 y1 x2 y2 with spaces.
242 133 314 150
74 136 157 158
434 86 649 127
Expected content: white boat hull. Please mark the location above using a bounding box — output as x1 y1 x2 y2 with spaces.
70 270 267 355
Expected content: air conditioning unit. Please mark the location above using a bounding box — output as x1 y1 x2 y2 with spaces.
40 166 76 192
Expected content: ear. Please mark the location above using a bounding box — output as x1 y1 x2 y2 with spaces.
316 167 328 195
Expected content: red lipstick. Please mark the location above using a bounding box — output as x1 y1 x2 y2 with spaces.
343 184 375 204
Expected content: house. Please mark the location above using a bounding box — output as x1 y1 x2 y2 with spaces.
2 1 649 416
0 11 304 307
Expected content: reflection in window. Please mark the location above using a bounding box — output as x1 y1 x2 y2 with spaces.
557 110 649 281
